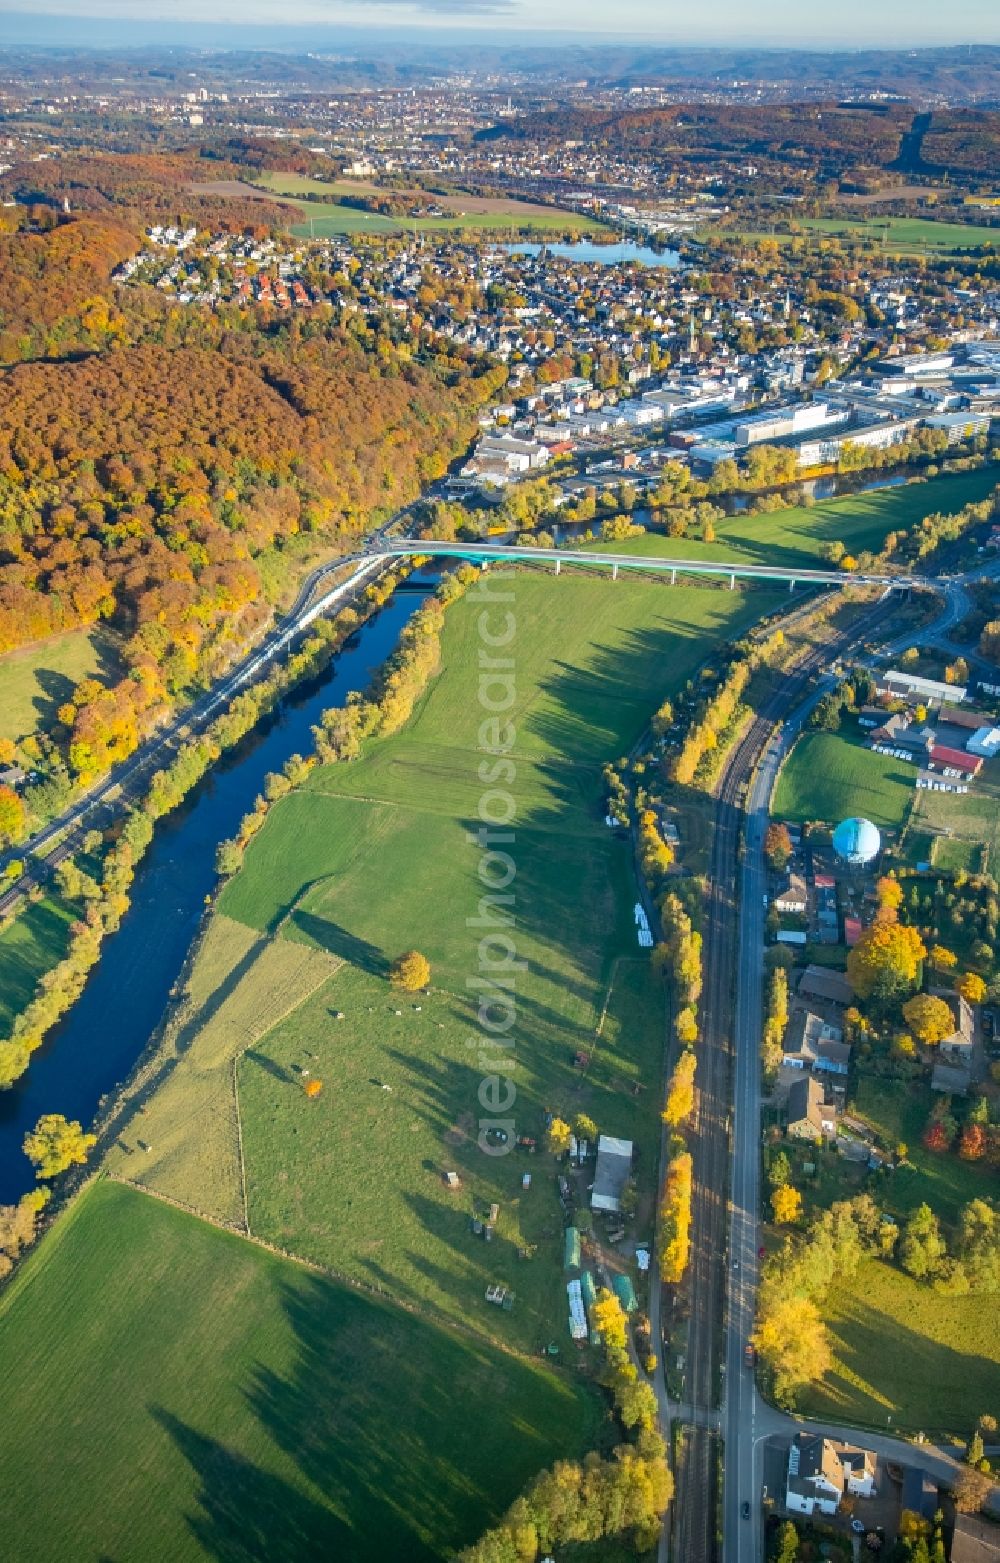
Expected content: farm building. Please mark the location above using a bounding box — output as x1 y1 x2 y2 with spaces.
877 669 967 705
591 1135 633 1213
928 745 982 777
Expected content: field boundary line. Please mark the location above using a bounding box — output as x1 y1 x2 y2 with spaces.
233 1054 250 1236
101 1172 557 1365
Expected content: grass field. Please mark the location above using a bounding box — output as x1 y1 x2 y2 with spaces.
604 468 998 574
254 171 609 238
772 729 915 829
906 777 1000 877
0 626 118 744
0 1178 597 1562
709 215 1000 257
799 1258 1000 1434
214 574 779 1347
852 1077 997 1228
123 573 774 1357
0 893 75 1031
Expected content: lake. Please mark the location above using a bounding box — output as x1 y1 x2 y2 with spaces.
505 240 681 268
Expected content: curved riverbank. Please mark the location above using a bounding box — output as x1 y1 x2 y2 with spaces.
0 581 435 1204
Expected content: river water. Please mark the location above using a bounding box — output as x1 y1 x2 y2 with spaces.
0 580 434 1204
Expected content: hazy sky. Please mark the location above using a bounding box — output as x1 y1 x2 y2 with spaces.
4 0 999 45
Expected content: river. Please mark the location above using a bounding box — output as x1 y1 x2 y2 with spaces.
0 579 434 1204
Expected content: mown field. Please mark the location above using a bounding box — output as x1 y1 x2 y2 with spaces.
0 625 118 744
772 729 916 830
253 171 608 238
0 1179 597 1562
607 467 999 574
799 1258 1000 1435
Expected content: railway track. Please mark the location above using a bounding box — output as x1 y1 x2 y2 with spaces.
671 598 888 1563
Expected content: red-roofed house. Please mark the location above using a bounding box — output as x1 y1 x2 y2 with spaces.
929 746 982 776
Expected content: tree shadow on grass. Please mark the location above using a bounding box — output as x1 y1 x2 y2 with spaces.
173 929 272 1055
287 910 388 976
237 1275 574 1560
150 1406 349 1562
242 1049 295 1084
806 1283 1000 1436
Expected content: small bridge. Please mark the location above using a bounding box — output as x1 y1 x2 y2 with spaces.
371 539 919 594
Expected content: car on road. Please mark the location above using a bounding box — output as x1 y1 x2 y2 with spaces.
742 1502 751 1520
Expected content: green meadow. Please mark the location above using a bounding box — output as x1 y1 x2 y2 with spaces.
772 729 916 830
216 574 778 1346
253 172 608 239
799 1258 1000 1436
710 215 1000 257
2 568 782 1558
0 625 118 745
0 893 76 1032
604 467 999 574
0 1179 597 1562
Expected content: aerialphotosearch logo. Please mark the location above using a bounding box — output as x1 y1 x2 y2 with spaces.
467 570 521 1157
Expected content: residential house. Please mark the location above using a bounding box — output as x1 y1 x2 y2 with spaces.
798 965 854 1008
900 1466 939 1524
786 1076 838 1141
773 873 808 914
785 1434 876 1516
930 989 975 1065
782 1011 851 1076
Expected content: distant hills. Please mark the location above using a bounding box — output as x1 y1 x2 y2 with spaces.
0 32 998 106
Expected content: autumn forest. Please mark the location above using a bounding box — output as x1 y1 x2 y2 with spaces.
0 198 500 789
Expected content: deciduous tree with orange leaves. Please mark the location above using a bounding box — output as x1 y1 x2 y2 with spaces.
846 920 926 1004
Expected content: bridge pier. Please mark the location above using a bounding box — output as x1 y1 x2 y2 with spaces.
612 563 618 581
554 558 561 576
729 572 736 591
670 568 677 586
789 578 796 593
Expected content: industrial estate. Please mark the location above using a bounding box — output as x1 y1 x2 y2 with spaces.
0 25 999 1563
